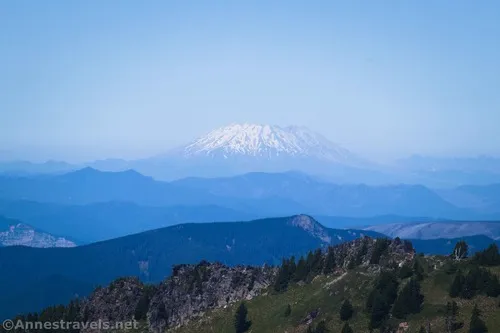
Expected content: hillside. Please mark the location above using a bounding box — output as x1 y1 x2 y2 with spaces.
0 216 76 248
174 255 500 333
6 238 500 333
365 221 500 241
0 215 383 320
0 200 256 243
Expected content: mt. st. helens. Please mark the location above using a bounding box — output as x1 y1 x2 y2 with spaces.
136 123 378 180
181 123 361 164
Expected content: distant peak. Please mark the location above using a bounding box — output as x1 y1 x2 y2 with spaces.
288 215 331 243
70 167 99 174
180 123 361 164
62 167 149 179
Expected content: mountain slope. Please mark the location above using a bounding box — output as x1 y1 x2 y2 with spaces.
0 168 216 206
0 216 76 248
173 172 465 218
365 221 500 240
0 200 256 243
8 238 500 333
174 257 500 333
0 215 382 319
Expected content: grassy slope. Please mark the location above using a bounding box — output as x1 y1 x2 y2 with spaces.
173 263 500 333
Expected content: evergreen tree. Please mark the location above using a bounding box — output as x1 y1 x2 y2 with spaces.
445 301 463 333
288 256 297 277
413 258 425 281
369 293 390 329
473 243 500 266
485 274 500 297
315 320 328 333
370 238 390 264
274 258 292 292
358 239 368 264
444 261 459 275
392 278 424 318
323 247 336 274
452 241 469 260
462 267 481 299
284 304 291 317
339 299 354 321
468 305 488 333
311 249 324 275
399 262 413 279
294 256 308 282
234 302 251 333
449 270 464 298
341 322 353 333
156 303 168 332
134 285 155 321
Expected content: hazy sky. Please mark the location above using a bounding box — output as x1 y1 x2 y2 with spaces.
1 1 499 162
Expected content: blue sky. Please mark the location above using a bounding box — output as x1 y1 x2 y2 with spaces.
1 0 499 162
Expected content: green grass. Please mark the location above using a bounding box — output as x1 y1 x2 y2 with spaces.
173 260 500 333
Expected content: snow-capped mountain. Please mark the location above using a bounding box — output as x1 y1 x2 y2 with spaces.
182 123 362 164
129 123 384 181
0 221 76 248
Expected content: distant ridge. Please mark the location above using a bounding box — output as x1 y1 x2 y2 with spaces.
0 215 382 319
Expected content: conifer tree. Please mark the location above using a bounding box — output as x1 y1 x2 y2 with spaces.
369 293 390 329
399 262 413 279
288 256 297 277
473 243 500 266
353 239 368 267
413 257 425 281
314 320 328 333
311 249 324 275
274 258 292 292
392 278 424 318
449 270 464 298
468 304 488 333
445 300 462 333
339 299 354 321
157 303 168 332
234 302 251 333
294 256 308 282
284 304 291 317
323 247 336 274
370 238 390 264
452 241 469 260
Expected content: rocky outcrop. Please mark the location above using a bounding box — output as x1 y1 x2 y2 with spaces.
80 277 146 325
0 223 76 248
330 236 414 269
288 215 331 243
37 236 414 333
148 261 276 331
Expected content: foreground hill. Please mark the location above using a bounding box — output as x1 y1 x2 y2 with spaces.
0 215 382 320
6 238 500 333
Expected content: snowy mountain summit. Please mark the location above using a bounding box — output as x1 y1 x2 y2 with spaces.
182 123 360 164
